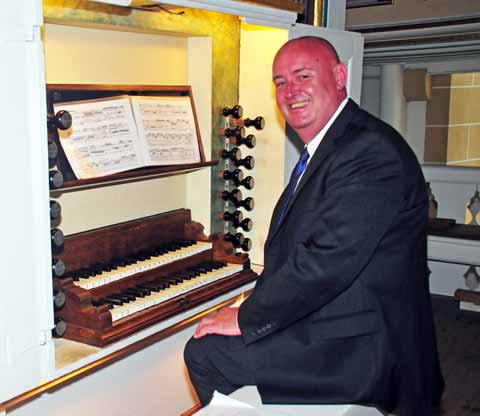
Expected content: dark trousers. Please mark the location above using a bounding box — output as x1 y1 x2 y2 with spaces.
184 334 256 406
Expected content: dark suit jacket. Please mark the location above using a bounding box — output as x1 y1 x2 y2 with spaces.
238 100 444 416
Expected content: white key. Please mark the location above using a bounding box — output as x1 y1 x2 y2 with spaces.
73 241 212 289
108 262 244 322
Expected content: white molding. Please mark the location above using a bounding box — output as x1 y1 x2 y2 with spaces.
360 21 480 65
325 0 346 30
352 18 480 39
91 0 298 27
422 165 480 185
428 235 480 267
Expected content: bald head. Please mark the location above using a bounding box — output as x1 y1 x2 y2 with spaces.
272 36 348 143
274 36 341 68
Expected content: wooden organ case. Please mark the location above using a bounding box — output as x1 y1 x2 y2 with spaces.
48 84 258 347
53 209 257 347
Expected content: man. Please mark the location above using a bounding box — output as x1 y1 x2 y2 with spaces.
184 36 444 416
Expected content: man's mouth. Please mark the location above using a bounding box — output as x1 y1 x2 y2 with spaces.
290 100 309 109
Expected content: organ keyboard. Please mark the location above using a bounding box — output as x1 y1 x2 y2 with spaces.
53 209 257 347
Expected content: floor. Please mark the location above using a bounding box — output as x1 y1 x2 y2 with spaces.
432 296 480 416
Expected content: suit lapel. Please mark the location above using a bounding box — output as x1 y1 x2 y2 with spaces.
266 100 359 248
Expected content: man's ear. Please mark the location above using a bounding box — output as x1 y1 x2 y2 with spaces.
333 63 347 90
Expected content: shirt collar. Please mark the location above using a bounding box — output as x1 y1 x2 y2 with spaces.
306 97 349 158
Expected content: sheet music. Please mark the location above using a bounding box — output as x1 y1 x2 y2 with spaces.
131 95 201 165
54 96 143 179
194 392 286 416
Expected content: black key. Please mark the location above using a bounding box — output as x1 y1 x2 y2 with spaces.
104 297 124 306
112 258 128 268
110 294 132 303
136 252 151 261
98 262 113 272
174 272 195 280
140 282 169 291
191 267 209 274
125 288 148 297
93 299 114 309
121 292 137 301
77 269 91 278
161 276 183 284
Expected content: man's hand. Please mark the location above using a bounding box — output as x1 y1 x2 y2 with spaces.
193 307 241 338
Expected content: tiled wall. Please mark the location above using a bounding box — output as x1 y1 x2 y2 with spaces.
425 73 480 167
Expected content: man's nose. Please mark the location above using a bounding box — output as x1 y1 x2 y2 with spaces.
284 82 297 97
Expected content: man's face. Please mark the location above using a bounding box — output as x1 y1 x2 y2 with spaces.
272 41 346 143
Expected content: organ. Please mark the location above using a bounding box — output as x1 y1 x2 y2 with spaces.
53 208 257 347
46 84 258 348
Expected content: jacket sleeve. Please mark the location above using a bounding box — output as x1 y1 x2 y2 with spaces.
238 131 406 344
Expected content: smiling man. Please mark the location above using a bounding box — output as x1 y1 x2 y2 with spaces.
184 36 444 416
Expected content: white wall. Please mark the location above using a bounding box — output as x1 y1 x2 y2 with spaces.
2 23 215 415
9 325 198 416
0 0 55 403
360 65 381 117
363 59 480 298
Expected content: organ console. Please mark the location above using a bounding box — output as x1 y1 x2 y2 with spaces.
233 155 255 170
49 169 64 189
53 209 257 347
224 232 245 248
220 104 262 252
53 289 66 310
221 210 243 225
237 218 253 232
50 228 65 254
220 189 243 205
52 258 66 278
219 168 243 184
221 126 245 139
220 148 241 162
240 237 252 252
47 109 72 131
244 116 265 130
50 200 61 220
222 105 243 119
236 176 254 190
230 134 256 149
224 232 252 252
48 140 59 165
233 196 254 211
53 317 67 338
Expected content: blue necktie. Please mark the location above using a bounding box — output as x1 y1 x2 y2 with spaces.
277 148 310 225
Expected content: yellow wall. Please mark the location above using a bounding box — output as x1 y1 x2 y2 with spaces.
239 23 288 264
425 72 480 168
448 72 480 167
42 1 244 237
43 1 292 262
44 23 212 234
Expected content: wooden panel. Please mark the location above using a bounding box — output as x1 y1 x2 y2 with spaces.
59 209 193 271
53 210 258 346
46 84 214 191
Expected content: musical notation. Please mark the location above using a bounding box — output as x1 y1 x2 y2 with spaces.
53 95 201 179
131 96 200 166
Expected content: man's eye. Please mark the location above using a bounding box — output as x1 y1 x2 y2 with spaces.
275 81 286 88
299 74 310 81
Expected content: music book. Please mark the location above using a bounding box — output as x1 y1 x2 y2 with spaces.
53 94 201 179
